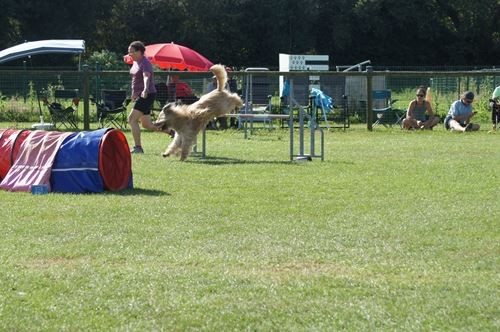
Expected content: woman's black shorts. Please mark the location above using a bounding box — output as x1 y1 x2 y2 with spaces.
134 93 156 115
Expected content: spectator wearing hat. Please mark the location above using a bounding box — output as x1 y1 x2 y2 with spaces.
444 91 480 132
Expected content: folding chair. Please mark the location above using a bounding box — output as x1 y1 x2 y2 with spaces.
279 75 310 128
44 89 79 130
167 83 177 103
151 83 168 121
319 75 349 129
310 88 335 129
155 83 168 107
240 68 273 130
95 90 130 129
371 90 404 127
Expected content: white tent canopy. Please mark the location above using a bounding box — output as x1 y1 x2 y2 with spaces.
0 39 85 64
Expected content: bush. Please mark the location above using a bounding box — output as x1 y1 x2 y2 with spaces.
87 50 128 71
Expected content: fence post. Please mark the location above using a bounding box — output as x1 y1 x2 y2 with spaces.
366 66 373 131
22 61 27 103
82 65 90 130
95 63 101 103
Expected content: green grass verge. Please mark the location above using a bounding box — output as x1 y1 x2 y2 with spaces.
0 123 498 330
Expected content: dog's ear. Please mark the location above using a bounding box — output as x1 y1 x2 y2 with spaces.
163 102 179 114
154 106 168 126
162 102 173 112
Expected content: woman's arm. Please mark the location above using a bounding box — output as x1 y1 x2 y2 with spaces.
406 100 416 118
141 72 152 98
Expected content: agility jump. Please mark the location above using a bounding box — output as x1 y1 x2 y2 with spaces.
197 84 325 162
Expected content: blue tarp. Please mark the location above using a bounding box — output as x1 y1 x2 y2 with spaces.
310 88 334 112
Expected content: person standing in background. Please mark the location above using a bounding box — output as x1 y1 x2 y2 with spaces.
127 41 158 154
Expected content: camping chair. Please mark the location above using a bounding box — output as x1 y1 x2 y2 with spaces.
371 90 405 127
43 89 79 130
95 90 130 129
167 83 177 103
310 88 337 130
240 68 274 130
319 76 349 129
152 82 169 121
279 75 310 128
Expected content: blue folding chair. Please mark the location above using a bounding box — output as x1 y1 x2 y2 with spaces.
372 90 404 127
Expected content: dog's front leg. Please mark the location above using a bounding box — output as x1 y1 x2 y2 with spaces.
162 134 182 158
179 137 195 161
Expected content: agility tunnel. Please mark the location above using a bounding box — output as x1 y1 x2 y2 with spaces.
0 129 31 179
0 128 132 193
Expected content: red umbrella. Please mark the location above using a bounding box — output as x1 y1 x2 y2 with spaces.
123 42 213 71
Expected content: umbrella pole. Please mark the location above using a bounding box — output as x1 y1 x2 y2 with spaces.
36 89 43 123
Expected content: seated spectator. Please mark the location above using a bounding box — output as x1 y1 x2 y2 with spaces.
402 86 439 130
169 74 198 104
489 86 500 131
444 91 480 132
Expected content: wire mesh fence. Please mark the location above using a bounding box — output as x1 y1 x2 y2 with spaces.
0 68 498 130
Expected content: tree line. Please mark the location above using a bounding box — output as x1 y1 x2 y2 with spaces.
1 0 499 69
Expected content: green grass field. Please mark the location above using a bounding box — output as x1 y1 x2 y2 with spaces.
0 124 498 330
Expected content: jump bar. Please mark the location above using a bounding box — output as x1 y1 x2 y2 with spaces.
198 113 293 160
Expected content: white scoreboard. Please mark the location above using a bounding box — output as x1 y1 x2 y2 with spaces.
279 53 329 96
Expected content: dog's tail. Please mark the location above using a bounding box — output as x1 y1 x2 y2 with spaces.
210 64 227 92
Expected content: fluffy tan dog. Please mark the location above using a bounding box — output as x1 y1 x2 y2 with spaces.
154 64 243 161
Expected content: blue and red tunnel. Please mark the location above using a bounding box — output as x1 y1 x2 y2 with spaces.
0 128 132 193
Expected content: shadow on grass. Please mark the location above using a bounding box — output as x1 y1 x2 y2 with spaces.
186 155 293 165
186 155 354 166
105 187 170 196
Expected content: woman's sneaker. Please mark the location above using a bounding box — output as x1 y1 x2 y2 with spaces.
130 146 144 154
